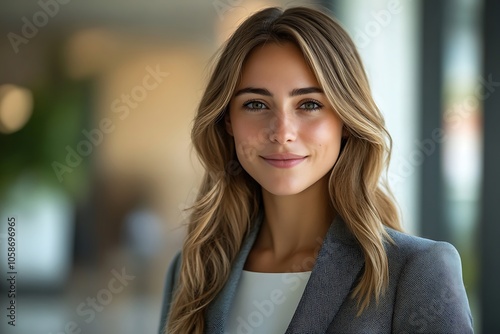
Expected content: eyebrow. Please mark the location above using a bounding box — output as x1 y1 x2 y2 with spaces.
233 86 324 97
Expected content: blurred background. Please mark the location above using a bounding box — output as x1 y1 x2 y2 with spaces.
0 0 498 333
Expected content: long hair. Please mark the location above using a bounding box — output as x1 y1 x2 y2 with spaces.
166 6 402 334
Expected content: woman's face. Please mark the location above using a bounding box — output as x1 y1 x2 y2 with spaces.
226 42 344 196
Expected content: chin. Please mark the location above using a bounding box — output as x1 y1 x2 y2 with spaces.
261 181 308 197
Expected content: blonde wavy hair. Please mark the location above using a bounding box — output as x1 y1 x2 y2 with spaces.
166 6 402 334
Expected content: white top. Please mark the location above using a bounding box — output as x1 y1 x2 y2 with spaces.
224 270 311 334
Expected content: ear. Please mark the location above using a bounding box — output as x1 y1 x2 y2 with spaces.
225 112 234 136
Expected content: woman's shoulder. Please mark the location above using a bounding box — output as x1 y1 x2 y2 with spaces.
382 226 469 311
158 251 182 334
167 251 182 277
384 226 461 263
382 226 466 288
382 227 473 332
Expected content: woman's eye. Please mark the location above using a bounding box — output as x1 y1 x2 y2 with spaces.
299 101 322 111
243 101 267 110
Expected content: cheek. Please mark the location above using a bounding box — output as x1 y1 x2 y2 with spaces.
305 120 343 152
232 120 265 161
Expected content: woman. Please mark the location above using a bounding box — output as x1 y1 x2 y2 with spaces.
159 6 473 334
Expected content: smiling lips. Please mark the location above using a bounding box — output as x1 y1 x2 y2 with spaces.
261 153 308 168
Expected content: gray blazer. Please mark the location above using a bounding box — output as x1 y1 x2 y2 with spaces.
159 215 473 333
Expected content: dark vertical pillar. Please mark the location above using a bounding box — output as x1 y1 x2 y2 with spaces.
418 0 448 241
480 0 500 331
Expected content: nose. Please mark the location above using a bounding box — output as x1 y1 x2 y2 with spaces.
268 112 297 144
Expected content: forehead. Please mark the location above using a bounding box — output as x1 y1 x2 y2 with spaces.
237 42 320 89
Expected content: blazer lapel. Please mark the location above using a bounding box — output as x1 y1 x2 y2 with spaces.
205 214 364 334
285 217 365 334
204 213 263 334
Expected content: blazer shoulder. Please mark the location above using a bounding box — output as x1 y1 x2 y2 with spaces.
385 227 456 255
384 228 473 333
158 251 182 334
384 228 467 293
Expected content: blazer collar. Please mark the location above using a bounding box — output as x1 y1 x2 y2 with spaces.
285 216 364 333
205 214 365 334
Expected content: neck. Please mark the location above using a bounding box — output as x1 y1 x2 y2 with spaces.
257 174 335 259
